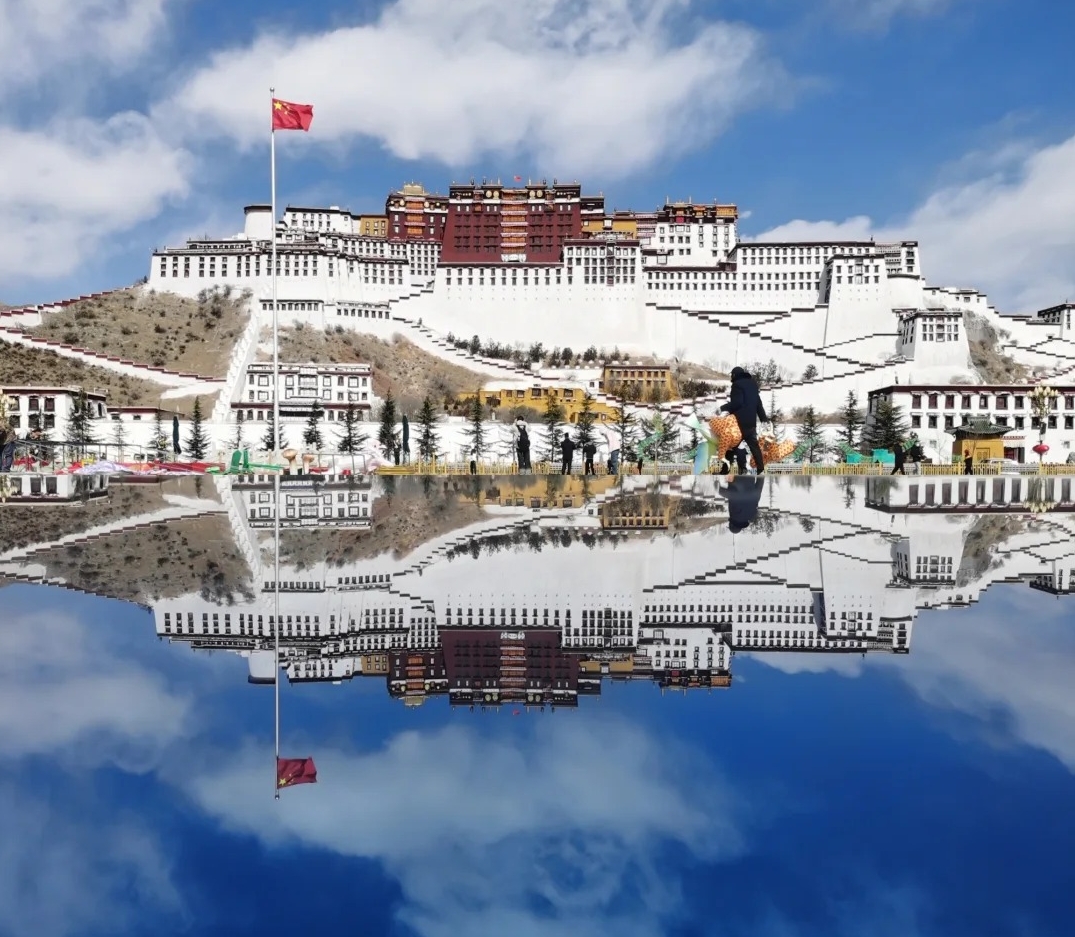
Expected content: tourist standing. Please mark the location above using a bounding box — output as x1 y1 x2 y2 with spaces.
963 449 974 475
583 440 597 476
517 426 531 472
720 367 768 474
560 435 576 475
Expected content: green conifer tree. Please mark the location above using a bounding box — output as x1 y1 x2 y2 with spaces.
303 400 325 450
417 395 440 461
377 391 397 458
541 393 565 463
185 396 210 460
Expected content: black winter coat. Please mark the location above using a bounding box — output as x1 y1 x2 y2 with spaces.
720 368 768 429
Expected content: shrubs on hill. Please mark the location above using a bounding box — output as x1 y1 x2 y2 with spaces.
443 333 633 369
28 285 250 378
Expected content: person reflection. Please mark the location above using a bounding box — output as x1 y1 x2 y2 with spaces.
721 475 766 533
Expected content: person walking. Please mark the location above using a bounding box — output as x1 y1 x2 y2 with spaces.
720 367 768 474
963 449 974 475
582 439 597 476
560 435 576 475
891 441 906 475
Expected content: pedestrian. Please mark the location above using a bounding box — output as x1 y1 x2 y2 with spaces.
720 367 768 474
560 435 576 475
963 449 973 475
517 426 531 472
891 441 905 475
583 439 597 476
610 447 620 475
636 449 644 475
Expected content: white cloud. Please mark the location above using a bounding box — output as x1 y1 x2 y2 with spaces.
755 132 1075 313
190 717 742 936
158 0 788 176
0 608 192 768
0 114 190 281
751 593 1075 771
826 0 955 31
0 0 172 91
0 783 182 937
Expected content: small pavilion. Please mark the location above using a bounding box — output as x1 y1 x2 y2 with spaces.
951 420 1012 463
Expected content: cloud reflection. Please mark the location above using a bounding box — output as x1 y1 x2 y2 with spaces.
751 593 1075 771
190 717 742 936
0 608 192 769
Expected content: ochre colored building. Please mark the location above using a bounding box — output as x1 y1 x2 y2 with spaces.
385 183 448 242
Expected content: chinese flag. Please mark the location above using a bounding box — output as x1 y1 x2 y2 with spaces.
513 175 522 181
272 98 314 132
277 756 317 788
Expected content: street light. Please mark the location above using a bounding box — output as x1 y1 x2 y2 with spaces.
1028 384 1058 465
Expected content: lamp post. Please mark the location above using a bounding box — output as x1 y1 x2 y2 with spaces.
1028 384 1058 466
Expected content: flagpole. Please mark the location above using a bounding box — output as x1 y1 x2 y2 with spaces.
271 86 282 801
271 86 280 459
274 470 281 800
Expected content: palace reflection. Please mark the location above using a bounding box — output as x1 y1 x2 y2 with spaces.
4 472 1073 709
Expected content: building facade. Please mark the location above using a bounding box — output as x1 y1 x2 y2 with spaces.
866 384 1075 463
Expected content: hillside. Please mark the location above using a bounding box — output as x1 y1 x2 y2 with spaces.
268 325 485 413
28 285 250 378
963 311 1030 382
0 335 208 412
0 338 212 416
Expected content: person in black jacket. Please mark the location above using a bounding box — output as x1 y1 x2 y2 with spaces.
560 435 576 474
721 475 766 533
891 441 906 475
720 367 768 474
582 440 597 475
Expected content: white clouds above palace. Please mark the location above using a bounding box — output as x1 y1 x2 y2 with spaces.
1 0 1073 317
755 132 1075 314
159 0 787 176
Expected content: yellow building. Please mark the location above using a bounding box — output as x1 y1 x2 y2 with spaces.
458 474 619 508
581 214 641 238
357 214 387 237
951 422 1010 463
600 361 676 399
458 384 621 424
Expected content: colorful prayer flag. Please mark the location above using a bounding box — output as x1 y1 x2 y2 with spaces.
277 756 317 788
272 99 314 131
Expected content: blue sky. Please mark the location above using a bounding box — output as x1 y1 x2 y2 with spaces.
2 576 1074 937
2 0 1074 310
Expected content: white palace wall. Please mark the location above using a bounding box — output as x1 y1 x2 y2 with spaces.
144 212 1075 427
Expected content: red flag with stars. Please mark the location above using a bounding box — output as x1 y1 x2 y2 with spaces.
272 98 314 131
277 757 317 788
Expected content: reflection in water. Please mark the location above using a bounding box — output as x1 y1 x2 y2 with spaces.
5 473 1072 707
3 472 1075 936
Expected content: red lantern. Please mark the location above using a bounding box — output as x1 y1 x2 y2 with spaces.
1032 443 1049 456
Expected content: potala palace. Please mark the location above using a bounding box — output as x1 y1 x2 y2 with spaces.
143 182 1075 425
